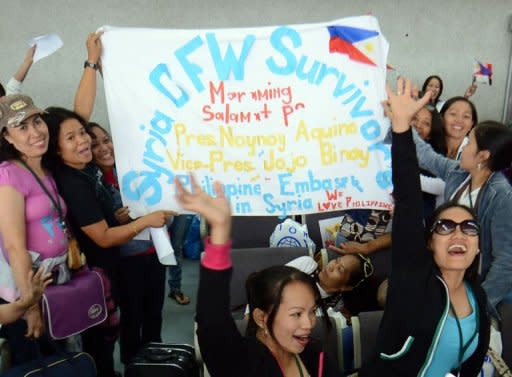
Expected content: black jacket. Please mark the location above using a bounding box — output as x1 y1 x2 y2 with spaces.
360 130 490 376
197 265 339 377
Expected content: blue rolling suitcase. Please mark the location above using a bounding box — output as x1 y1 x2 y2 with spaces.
125 343 199 377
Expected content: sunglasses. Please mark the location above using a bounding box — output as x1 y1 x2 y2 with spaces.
353 254 374 288
430 219 480 237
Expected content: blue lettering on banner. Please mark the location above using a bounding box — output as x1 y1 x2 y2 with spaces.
368 141 391 160
263 192 313 216
121 110 176 206
376 170 392 189
173 33 257 93
265 27 302 76
278 170 363 197
206 33 256 80
149 64 189 108
175 35 205 92
266 25 386 189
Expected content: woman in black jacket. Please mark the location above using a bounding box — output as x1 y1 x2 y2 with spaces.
360 79 489 376
175 175 340 376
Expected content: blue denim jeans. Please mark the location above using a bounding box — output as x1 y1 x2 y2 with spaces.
167 215 194 292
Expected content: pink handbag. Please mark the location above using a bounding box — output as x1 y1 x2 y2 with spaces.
41 269 107 339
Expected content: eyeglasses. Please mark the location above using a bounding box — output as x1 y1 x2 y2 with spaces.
353 254 374 288
430 219 480 237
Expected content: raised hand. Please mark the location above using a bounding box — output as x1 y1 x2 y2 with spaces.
383 77 432 133
174 174 231 245
86 31 103 64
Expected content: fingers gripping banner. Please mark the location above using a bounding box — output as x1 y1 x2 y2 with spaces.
101 15 391 216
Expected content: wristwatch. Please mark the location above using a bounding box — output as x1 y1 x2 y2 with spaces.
83 60 99 70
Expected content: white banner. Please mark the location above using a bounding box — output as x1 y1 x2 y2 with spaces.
101 15 392 217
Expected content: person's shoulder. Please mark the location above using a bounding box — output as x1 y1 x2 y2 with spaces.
0 161 29 186
485 172 512 200
54 165 94 197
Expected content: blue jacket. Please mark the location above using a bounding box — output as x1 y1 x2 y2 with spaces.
412 131 512 310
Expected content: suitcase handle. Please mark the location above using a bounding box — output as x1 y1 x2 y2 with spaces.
144 348 174 362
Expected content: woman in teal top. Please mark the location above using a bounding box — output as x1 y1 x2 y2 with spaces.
427 283 478 375
360 79 489 376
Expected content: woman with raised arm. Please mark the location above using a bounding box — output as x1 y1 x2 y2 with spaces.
361 80 490 376
421 75 477 113
176 175 339 376
42 107 174 377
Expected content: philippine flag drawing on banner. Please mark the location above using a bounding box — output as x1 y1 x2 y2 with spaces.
473 60 493 85
327 25 380 66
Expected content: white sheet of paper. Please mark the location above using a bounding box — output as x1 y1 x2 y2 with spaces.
133 228 150 241
28 33 63 63
150 226 177 265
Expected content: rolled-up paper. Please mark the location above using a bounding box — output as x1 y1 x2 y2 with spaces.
150 226 177 265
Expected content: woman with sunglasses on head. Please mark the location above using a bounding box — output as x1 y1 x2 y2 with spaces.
361 79 490 376
405 103 512 315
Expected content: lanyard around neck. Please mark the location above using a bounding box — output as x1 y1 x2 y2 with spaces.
272 352 305 377
18 160 66 230
449 298 479 372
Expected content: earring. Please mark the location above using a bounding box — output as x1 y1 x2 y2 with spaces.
264 328 268 337
477 163 481 171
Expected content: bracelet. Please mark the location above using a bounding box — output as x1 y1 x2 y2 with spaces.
131 223 138 237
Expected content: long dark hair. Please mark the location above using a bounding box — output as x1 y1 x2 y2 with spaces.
42 107 89 171
422 75 443 104
0 129 23 162
473 121 512 172
245 265 330 341
88 122 110 138
424 106 445 154
425 201 480 283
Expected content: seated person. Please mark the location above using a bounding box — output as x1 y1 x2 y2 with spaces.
178 175 341 376
244 253 377 321
326 209 392 282
0 267 51 325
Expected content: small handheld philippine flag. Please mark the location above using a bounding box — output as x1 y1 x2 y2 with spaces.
473 60 493 85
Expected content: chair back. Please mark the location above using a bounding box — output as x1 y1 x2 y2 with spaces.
351 310 384 370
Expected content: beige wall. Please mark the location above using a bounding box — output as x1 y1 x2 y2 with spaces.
1 0 511 126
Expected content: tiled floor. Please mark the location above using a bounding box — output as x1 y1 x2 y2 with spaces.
114 258 200 373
